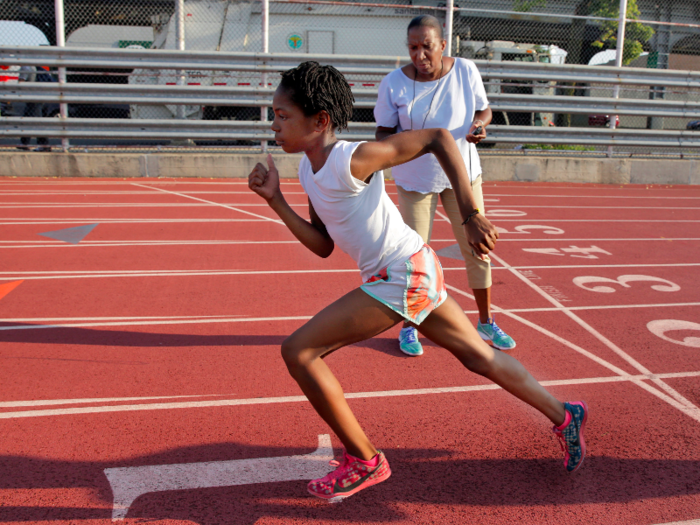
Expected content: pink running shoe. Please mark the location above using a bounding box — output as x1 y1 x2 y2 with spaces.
308 450 391 502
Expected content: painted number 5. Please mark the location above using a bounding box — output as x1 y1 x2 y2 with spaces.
573 274 681 294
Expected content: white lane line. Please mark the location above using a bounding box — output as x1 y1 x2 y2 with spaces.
0 219 268 225
0 269 360 281
131 183 285 225
485 194 700 200
0 394 233 408
4 302 700 331
5 202 698 210
488 252 700 422
0 203 308 208
1 237 698 249
0 240 302 249
2 264 700 281
2 371 699 420
656 520 700 525
2 218 700 226
0 315 313 331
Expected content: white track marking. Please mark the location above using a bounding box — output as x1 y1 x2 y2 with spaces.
3 218 700 226
447 282 700 422
0 315 313 331
131 182 285 225
3 303 700 331
489 252 700 420
0 203 308 208
0 269 360 281
0 219 268 225
656 520 700 525
2 372 699 420
647 320 700 348
0 394 233 408
485 193 700 200
104 434 334 521
1 237 698 249
2 264 700 281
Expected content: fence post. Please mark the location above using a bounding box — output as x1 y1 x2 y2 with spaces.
445 0 454 57
607 0 628 157
54 0 69 151
260 0 269 153
175 0 186 121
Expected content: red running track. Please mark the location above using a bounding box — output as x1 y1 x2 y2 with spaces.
1 178 700 525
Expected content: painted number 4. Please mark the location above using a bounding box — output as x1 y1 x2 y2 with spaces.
573 274 681 293
523 245 612 259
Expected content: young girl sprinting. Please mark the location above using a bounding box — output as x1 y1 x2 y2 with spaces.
248 61 588 502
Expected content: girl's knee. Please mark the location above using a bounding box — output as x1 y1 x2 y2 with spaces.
461 347 496 376
281 336 314 374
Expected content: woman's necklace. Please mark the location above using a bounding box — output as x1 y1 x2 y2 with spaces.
409 58 444 131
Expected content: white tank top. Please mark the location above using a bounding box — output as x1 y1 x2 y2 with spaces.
298 141 424 282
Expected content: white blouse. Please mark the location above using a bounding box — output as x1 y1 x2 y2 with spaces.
374 58 489 194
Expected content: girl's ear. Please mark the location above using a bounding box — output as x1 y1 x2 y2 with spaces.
315 110 332 133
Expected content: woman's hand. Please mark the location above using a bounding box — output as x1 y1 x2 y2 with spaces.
463 213 499 259
467 120 487 144
248 154 281 202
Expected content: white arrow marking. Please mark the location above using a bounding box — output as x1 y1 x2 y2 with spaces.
104 434 334 521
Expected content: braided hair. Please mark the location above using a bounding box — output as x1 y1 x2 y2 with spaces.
279 61 354 131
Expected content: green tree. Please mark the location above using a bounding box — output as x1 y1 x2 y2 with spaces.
590 0 654 65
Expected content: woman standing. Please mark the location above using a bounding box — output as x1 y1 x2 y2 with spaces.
375 14 515 356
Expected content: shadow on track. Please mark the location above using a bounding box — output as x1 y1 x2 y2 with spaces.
1 441 699 524
0 324 425 358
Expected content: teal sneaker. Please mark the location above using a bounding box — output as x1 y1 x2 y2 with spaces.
477 317 516 351
398 326 423 356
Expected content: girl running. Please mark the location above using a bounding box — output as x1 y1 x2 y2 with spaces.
248 61 588 502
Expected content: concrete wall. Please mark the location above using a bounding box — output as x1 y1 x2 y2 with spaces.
1 151 699 185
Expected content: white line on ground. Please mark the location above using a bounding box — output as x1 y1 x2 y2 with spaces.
0 393 234 408
446 282 700 422
488 252 700 422
12 203 700 211
2 218 700 225
0 219 269 225
131 182 285 225
3 303 700 331
2 263 699 281
1 371 698 419
0 315 312 331
0 237 697 249
10 202 688 210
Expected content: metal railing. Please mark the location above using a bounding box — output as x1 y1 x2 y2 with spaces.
4 84 700 120
2 46 700 149
3 46 700 88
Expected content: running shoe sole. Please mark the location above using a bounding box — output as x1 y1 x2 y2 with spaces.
567 400 588 473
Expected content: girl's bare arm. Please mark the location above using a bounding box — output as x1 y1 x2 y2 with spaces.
249 155 334 258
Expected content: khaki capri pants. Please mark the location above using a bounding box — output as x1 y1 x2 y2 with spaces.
396 176 491 290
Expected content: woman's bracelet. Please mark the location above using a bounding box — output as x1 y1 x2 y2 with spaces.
461 209 480 225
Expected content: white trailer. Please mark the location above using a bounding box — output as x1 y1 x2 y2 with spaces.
129 0 432 120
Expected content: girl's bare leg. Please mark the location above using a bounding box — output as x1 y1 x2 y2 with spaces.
282 288 403 460
416 295 567 426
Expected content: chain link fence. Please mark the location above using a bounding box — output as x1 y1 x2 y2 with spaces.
1 0 699 155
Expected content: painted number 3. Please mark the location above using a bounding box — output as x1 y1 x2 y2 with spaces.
572 274 681 294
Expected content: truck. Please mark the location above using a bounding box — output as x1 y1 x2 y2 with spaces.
128 1 566 125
